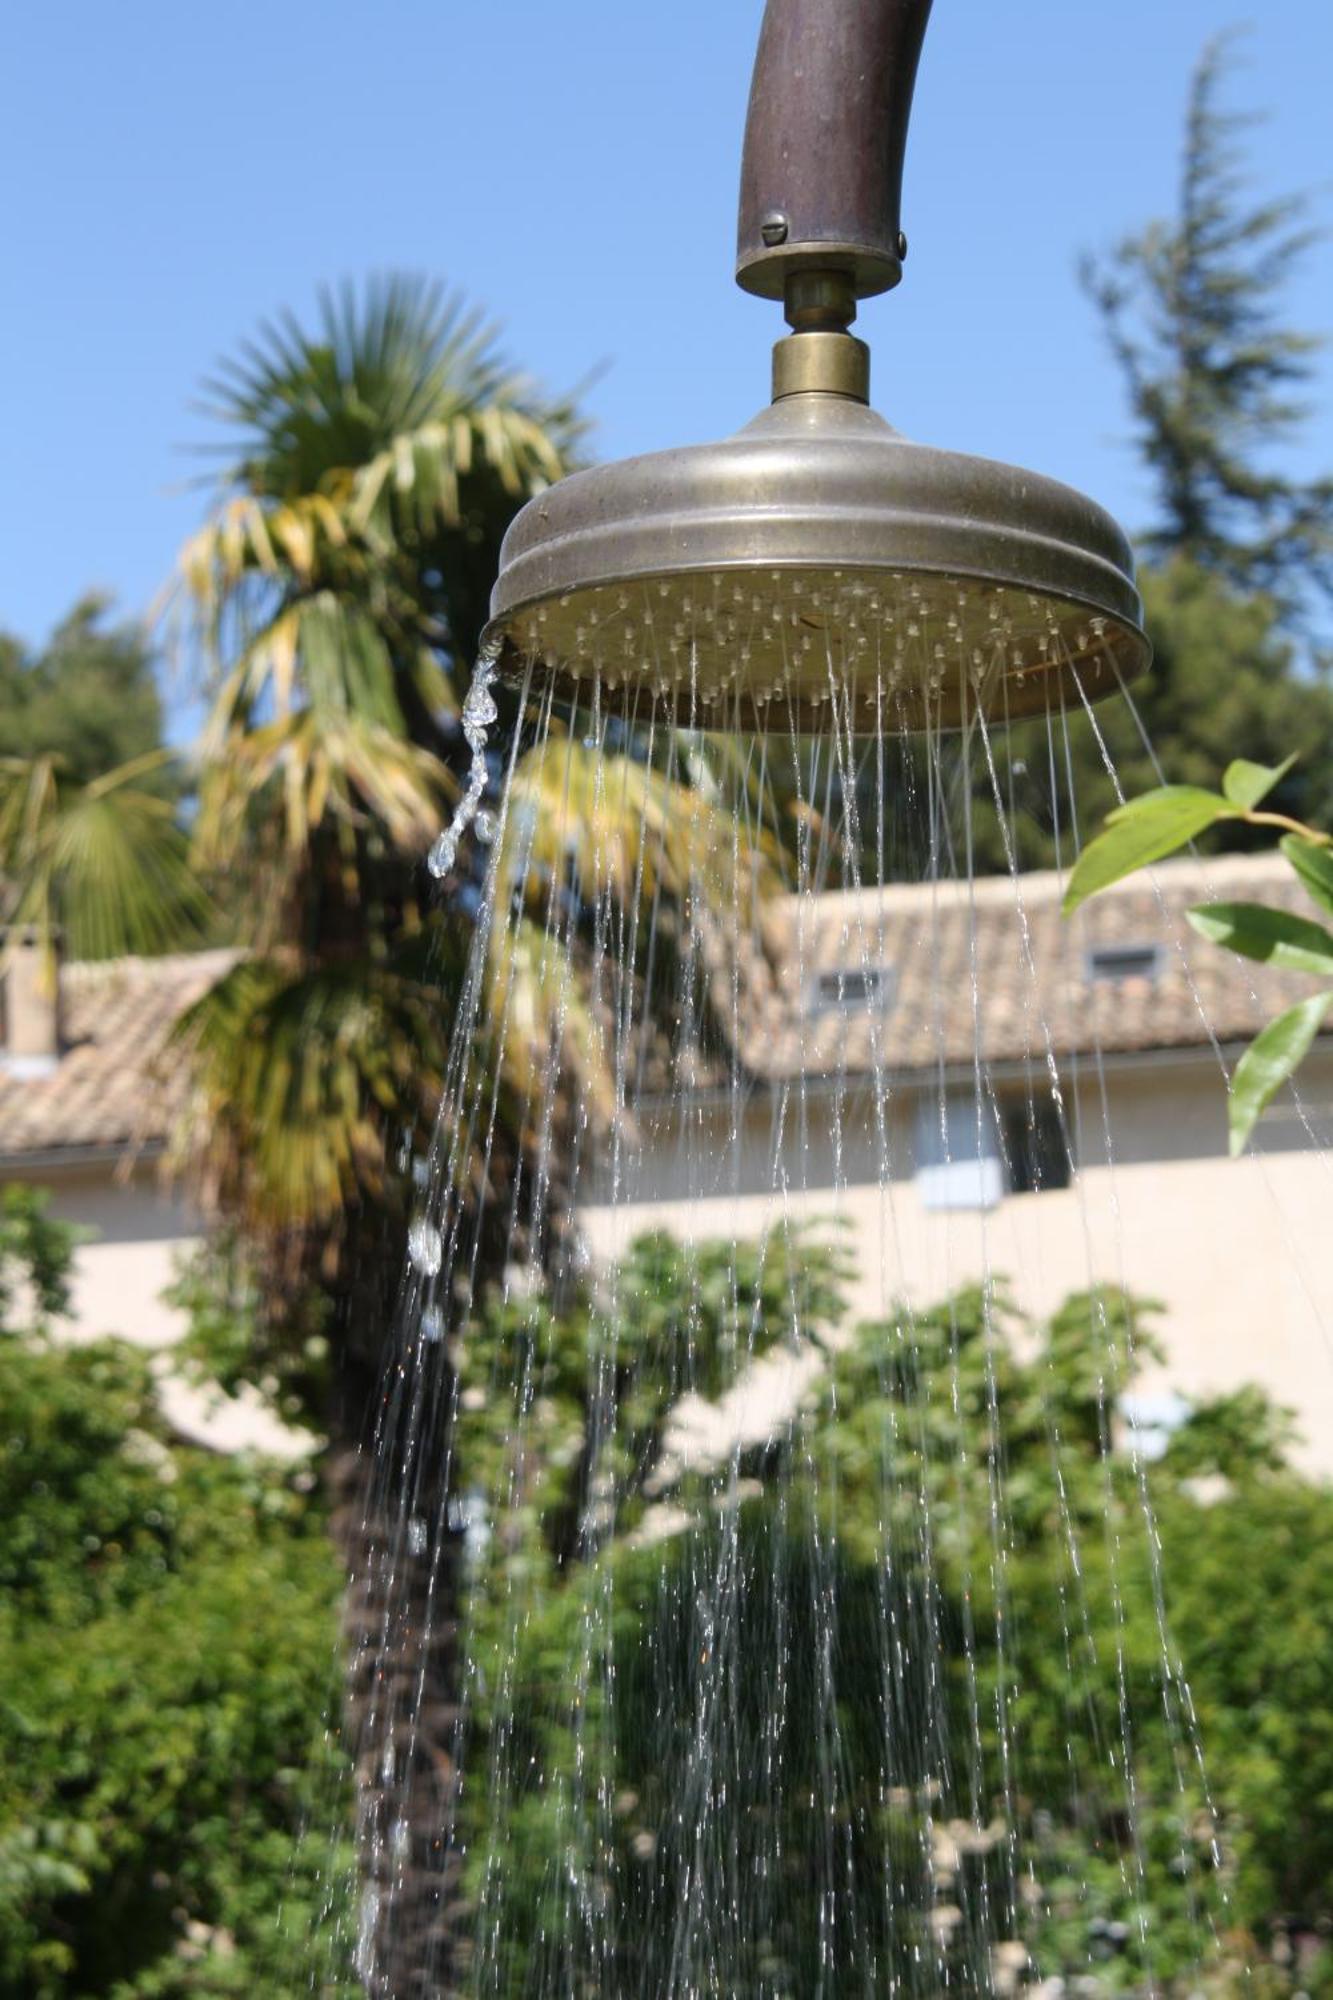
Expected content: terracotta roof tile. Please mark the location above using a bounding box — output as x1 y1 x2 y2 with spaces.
0 950 237 1162
1 853 1322 1158
742 852 1326 1082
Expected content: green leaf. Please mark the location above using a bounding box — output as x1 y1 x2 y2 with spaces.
1222 753 1297 810
1281 834 1333 920
1186 900 1333 976
1228 991 1333 1155
1062 787 1235 914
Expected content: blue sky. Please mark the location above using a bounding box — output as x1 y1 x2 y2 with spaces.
2 0 1330 715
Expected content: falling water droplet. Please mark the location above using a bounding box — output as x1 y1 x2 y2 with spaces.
407 1218 443 1277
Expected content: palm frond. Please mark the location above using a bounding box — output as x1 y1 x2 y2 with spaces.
196 273 586 504
195 711 453 871
171 955 447 1231
175 274 579 748
0 754 210 963
485 916 621 1145
0 755 61 885
349 401 572 545
179 495 347 610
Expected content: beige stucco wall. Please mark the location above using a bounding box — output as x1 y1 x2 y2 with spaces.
2 1159 311 1458
10 1046 1331 1471
10 1163 202 1349
580 1049 1333 1474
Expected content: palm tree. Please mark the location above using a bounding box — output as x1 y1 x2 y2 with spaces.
0 750 208 970
173 277 585 1232
170 275 772 1994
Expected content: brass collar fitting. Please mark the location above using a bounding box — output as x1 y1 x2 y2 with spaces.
772 329 871 403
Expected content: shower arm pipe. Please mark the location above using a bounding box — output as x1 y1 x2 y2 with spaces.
736 0 934 327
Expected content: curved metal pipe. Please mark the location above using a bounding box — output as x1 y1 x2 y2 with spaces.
736 0 934 305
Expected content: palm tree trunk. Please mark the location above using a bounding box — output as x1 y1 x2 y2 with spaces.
305 1179 472 2000
329 1422 469 1999
319 1082 582 1995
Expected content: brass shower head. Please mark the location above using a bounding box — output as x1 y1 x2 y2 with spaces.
483 0 1150 733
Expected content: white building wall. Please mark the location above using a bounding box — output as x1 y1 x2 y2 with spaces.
581 1049 1333 1473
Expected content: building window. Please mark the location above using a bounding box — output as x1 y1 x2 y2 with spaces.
1001 1097 1072 1195
1086 942 1163 985
914 1093 1004 1212
806 965 895 1015
914 1089 1071 1209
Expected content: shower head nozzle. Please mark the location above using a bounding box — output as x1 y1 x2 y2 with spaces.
483 0 1151 734
484 396 1147 731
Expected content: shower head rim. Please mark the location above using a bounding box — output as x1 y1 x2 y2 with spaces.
484 391 1150 716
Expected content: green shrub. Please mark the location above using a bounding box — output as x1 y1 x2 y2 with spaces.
0 1194 355 1997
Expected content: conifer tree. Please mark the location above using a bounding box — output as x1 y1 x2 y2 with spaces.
1082 33 1333 624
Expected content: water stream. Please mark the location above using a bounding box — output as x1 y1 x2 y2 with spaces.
320 616 1320 1997
428 642 503 883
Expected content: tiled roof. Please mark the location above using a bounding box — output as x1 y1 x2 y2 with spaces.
725 852 1330 1083
1 854 1324 1160
0 950 236 1163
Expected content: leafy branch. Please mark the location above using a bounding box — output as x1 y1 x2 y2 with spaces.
1062 756 1333 1155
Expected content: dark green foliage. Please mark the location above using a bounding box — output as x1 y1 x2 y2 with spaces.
1114 561 1332 818
168 1237 335 1422
1155 1478 1333 1940
1062 744 1333 1153
1066 559 1333 845
454 1224 853 1568
0 599 206 966
0 1183 79 1328
7 1198 1332 1992
447 1224 858 1992
0 1204 355 1998
448 1245 1333 1994
0 596 166 788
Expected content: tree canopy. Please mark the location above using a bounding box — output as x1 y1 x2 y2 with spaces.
1082 32 1333 627
0 1192 354 1999
4 1200 1331 1994
0 596 166 787
436 1235 1333 1993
